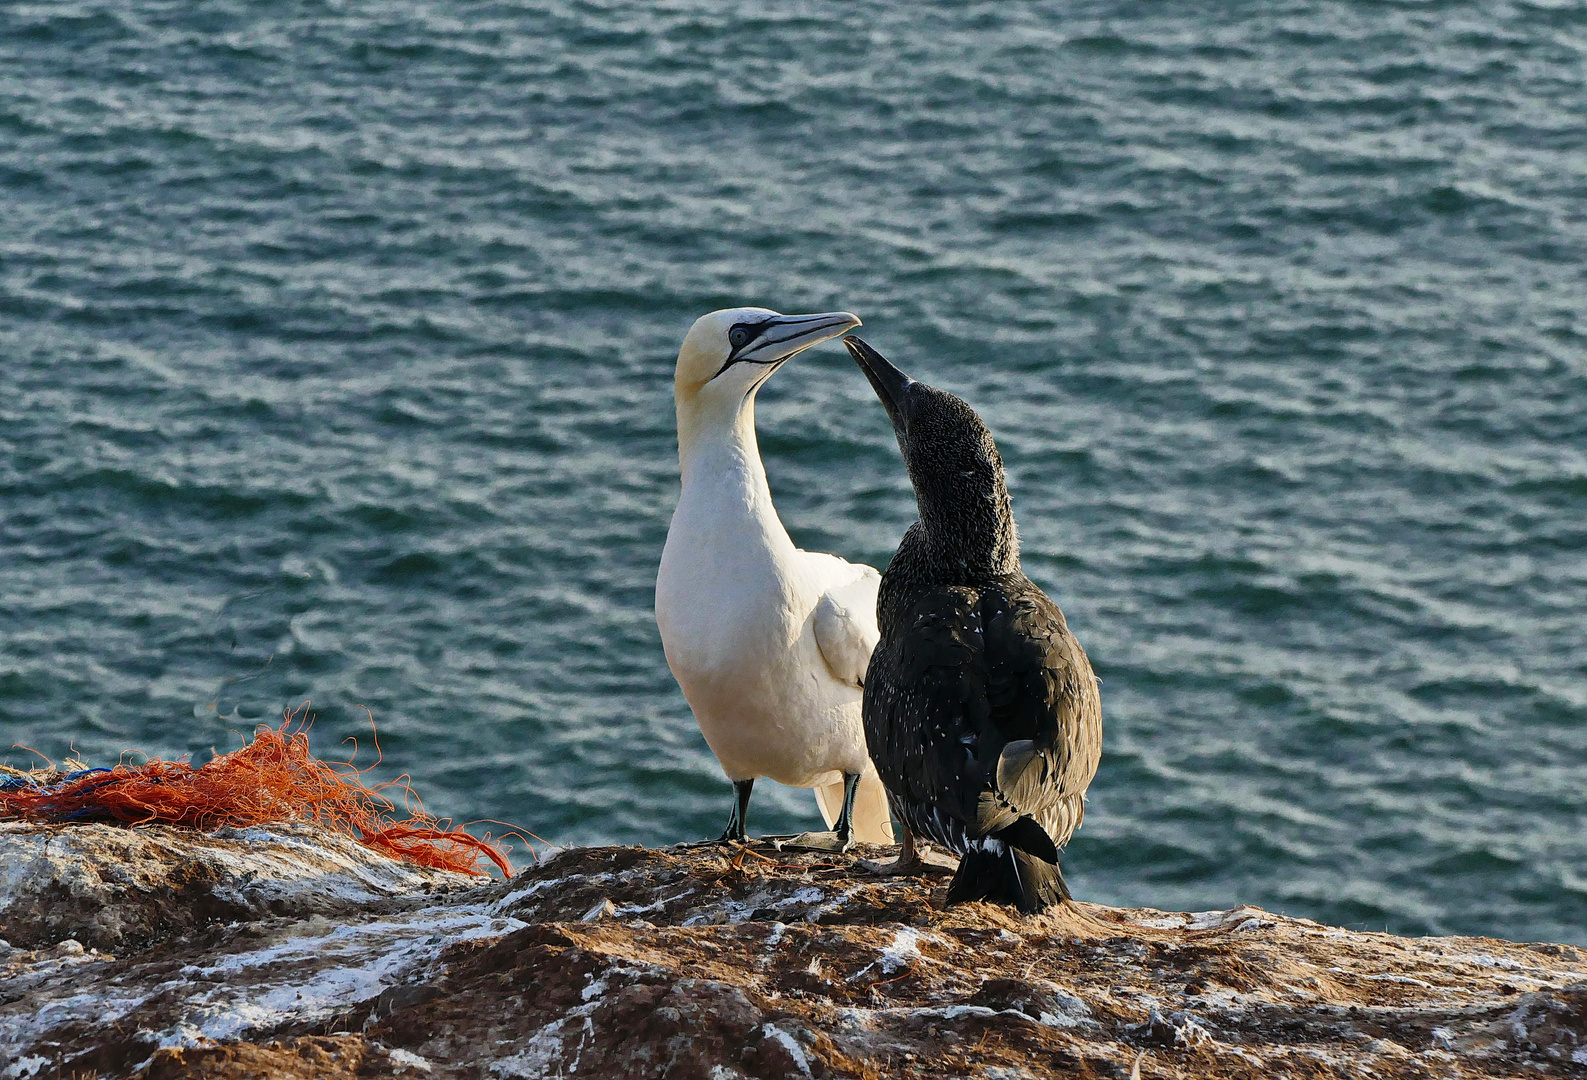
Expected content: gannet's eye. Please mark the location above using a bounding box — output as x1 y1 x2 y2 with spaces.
729 327 751 350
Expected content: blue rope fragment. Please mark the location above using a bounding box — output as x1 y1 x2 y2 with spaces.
0 767 114 794
59 768 114 785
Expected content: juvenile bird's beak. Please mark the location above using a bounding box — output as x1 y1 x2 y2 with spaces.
740 311 862 365
843 335 913 429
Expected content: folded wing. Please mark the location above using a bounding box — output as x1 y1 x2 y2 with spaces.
807 555 881 690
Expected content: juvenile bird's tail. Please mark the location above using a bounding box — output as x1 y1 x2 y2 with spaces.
946 816 1070 915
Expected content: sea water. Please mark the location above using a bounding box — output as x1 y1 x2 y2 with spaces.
2 1 1584 944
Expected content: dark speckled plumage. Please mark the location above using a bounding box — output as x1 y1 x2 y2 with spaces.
846 336 1102 914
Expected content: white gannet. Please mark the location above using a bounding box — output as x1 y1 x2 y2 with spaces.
657 307 894 849
844 335 1102 913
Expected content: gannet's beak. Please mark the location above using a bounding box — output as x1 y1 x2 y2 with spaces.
843 335 914 430
734 311 862 367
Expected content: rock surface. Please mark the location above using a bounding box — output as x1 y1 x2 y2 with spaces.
3 824 1585 1078
0 822 476 953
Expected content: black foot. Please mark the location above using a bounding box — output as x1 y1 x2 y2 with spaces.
678 778 754 848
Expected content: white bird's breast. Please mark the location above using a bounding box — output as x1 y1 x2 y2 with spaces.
656 456 868 786
656 481 798 677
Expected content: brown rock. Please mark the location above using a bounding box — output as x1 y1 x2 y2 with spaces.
3 828 1585 1079
141 1034 433 1079
0 821 475 951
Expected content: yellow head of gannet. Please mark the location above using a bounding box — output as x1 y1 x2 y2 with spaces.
672 307 860 464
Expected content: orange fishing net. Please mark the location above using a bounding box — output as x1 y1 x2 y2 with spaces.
0 707 515 877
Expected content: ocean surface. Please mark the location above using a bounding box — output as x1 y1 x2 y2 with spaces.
2 1 1584 945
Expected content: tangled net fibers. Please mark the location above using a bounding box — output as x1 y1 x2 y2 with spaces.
0 709 513 877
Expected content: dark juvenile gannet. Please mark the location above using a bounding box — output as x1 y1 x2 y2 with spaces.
844 335 1102 913
656 308 894 848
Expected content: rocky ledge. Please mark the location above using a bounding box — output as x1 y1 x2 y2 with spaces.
2 822 1585 1079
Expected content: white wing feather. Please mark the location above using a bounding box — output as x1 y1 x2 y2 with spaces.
806 554 881 689
804 552 894 843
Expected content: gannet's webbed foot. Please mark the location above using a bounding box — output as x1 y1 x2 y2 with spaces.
676 829 747 850
778 830 851 852
780 771 861 852
858 821 925 875
678 778 753 848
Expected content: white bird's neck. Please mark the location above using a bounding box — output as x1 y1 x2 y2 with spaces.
674 390 797 561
